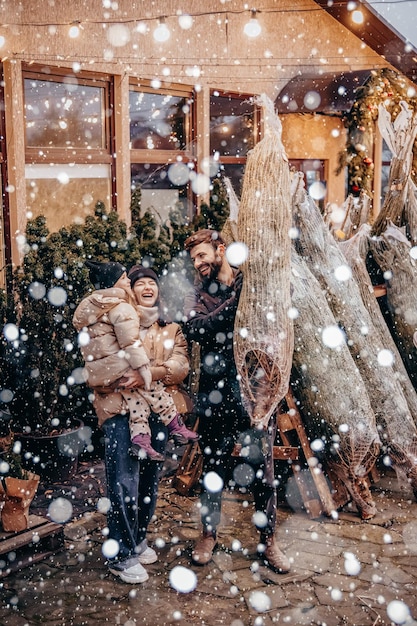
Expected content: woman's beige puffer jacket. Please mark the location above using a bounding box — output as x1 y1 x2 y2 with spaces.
142 321 192 415
73 290 191 426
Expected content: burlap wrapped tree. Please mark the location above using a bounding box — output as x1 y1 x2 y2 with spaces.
234 94 293 429
371 102 417 238
290 250 380 518
293 181 417 493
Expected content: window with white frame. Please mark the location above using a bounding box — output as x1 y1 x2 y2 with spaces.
23 67 114 233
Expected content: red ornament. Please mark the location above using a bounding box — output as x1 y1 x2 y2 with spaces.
363 157 373 165
352 185 360 192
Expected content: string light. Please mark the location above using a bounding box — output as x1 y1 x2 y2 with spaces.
1 5 410 82
68 25 80 39
243 9 261 38
67 20 84 39
153 17 170 43
351 10 364 25
178 14 193 30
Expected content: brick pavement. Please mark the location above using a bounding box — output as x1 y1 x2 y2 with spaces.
0 461 416 625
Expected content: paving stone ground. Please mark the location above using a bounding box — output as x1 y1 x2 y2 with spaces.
0 460 416 626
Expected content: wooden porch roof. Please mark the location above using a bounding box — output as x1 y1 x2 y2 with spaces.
275 69 373 114
313 0 417 85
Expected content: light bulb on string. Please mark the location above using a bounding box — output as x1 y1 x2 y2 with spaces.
153 17 170 43
243 9 261 38
351 9 364 24
178 14 193 30
69 22 82 39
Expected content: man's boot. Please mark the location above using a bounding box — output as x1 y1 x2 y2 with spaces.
259 534 291 574
191 530 217 565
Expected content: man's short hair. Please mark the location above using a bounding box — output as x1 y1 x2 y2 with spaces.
184 229 225 252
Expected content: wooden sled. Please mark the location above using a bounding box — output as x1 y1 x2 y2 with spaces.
172 440 203 496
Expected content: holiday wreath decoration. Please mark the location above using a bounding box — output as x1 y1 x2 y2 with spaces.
336 68 417 197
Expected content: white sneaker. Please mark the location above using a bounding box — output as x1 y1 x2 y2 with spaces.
109 561 149 584
137 546 157 564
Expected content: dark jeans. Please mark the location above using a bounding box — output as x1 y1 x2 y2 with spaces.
196 380 277 538
102 413 165 563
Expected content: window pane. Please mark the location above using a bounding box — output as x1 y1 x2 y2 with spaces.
381 165 391 203
210 93 255 157
381 141 393 205
219 163 245 199
131 163 192 222
129 91 190 150
25 164 111 232
24 78 105 149
0 174 5 289
289 159 327 209
382 139 392 163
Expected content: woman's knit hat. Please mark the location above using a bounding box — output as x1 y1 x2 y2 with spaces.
85 260 125 289
128 265 159 288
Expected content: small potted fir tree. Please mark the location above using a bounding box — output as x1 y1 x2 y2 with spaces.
0 412 40 532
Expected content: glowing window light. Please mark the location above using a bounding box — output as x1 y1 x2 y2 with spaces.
243 9 262 38
153 17 170 43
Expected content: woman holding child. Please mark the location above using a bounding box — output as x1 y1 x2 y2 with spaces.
73 261 194 584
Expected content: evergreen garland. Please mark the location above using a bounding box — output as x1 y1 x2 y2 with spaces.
336 68 417 196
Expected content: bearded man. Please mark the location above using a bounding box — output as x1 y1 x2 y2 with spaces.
183 229 290 573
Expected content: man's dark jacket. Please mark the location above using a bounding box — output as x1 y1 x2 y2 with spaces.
183 268 243 394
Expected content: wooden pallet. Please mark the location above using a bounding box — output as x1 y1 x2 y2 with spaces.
229 390 336 518
0 514 65 577
276 391 337 519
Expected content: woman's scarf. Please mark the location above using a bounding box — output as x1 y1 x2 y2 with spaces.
137 305 159 337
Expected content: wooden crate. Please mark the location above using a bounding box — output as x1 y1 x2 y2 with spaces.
0 514 64 577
